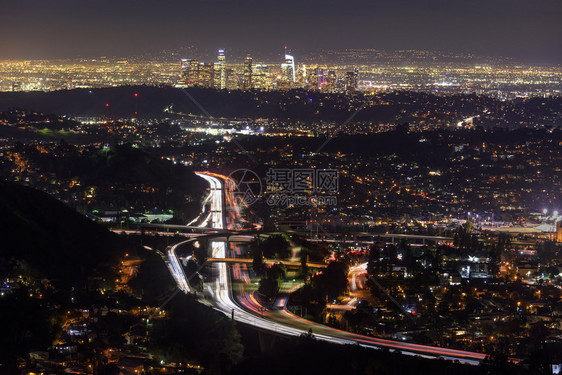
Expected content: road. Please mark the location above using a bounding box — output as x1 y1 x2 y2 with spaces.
169 172 493 365
206 257 326 269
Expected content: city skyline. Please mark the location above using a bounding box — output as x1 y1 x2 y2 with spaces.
1 0 561 64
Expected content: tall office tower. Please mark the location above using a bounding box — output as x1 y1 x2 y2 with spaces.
198 62 214 87
305 66 327 91
353 67 359 88
243 55 253 90
281 49 296 89
252 64 270 90
217 49 226 89
187 59 200 86
306 67 317 90
335 72 346 93
344 67 359 92
213 62 221 88
180 59 191 83
280 62 291 90
11 82 22 92
284 47 296 83
226 68 237 89
315 66 326 90
324 70 338 92
295 64 307 88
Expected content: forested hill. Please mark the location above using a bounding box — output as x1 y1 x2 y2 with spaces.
0 179 137 289
0 86 560 127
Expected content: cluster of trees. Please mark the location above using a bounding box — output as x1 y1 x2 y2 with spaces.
250 234 291 276
149 294 244 372
291 236 331 279
288 261 349 321
257 263 287 299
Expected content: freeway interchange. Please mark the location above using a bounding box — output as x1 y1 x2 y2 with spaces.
165 171 494 365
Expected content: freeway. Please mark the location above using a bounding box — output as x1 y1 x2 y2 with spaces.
168 172 494 365
206 257 327 269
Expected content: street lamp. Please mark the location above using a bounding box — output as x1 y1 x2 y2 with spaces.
554 210 559 218
543 208 548 215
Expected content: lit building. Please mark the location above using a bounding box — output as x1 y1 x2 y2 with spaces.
319 70 337 92
187 59 200 86
306 66 326 91
243 55 253 90
252 64 270 90
226 68 237 90
213 62 222 88
296 64 307 88
217 49 226 89
344 67 359 92
180 59 190 83
198 63 214 88
282 53 296 84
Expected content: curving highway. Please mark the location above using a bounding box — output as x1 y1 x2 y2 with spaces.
168 172 495 365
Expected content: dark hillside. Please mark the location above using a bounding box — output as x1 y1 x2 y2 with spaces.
0 179 137 289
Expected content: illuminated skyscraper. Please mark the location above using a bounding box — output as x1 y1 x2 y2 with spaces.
243 55 253 90
324 70 338 92
179 59 201 87
11 81 22 92
296 64 307 88
180 59 190 83
198 62 214 87
187 59 200 86
306 66 326 91
252 64 270 90
213 62 221 88
217 49 226 89
344 67 359 92
281 48 296 86
284 54 295 82
226 68 237 90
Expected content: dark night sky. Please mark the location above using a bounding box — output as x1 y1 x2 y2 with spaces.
1 0 561 64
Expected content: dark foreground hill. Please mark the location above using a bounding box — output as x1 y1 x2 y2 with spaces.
0 86 560 127
0 178 138 289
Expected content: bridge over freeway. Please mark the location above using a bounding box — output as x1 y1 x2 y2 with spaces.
206 257 326 269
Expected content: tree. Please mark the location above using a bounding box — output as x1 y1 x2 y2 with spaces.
537 240 560 266
149 294 244 367
299 248 310 280
252 248 265 276
261 234 291 259
316 261 349 301
368 244 385 276
258 277 279 299
128 249 175 304
266 263 287 281
398 239 416 274
193 238 208 264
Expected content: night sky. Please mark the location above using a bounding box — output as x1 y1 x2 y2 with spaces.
1 0 561 64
